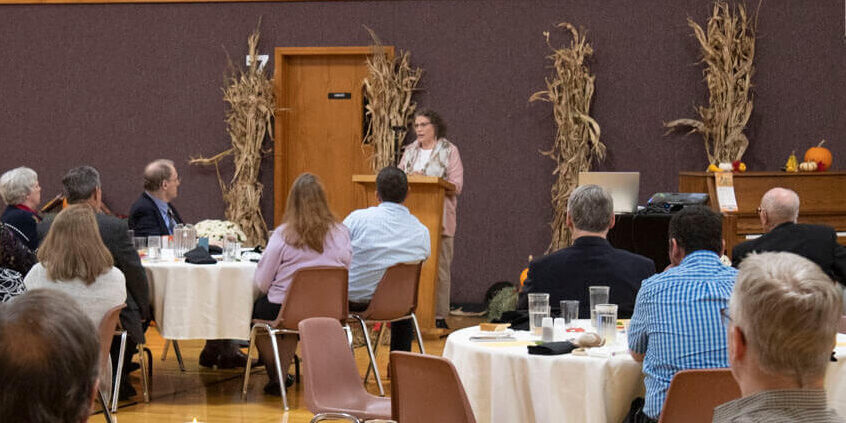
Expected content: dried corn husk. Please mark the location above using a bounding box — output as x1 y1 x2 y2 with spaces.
362 26 423 171
190 25 274 247
665 1 758 164
530 23 605 252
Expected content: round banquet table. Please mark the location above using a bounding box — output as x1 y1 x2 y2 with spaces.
444 327 846 423
443 323 644 423
144 259 259 341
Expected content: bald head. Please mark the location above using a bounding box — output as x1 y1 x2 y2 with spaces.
759 188 799 231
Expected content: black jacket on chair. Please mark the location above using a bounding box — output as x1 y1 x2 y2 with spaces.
732 222 846 285
128 192 183 237
518 236 656 319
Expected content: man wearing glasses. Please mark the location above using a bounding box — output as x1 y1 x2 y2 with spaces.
714 251 843 422
731 187 846 285
128 159 183 237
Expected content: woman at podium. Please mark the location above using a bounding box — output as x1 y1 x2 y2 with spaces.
399 110 464 329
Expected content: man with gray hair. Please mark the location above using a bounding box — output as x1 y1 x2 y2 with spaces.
732 187 846 284
0 289 100 423
714 251 844 422
37 165 150 400
519 184 655 318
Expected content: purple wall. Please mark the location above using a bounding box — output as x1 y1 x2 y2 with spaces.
1 1 843 304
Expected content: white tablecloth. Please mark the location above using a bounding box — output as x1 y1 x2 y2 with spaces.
444 328 846 423
443 325 644 423
145 259 259 340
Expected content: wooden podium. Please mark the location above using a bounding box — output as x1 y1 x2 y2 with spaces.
353 174 455 338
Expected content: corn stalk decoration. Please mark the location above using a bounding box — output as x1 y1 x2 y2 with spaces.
530 23 605 252
665 1 757 164
362 26 423 171
190 26 274 247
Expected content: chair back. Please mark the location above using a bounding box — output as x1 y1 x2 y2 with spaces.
658 368 740 423
390 351 476 423
98 304 126 368
362 262 422 321
299 317 388 417
277 267 349 330
839 315 846 334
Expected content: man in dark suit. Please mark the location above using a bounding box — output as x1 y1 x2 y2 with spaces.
732 187 846 285
519 185 656 318
37 165 150 400
128 159 183 237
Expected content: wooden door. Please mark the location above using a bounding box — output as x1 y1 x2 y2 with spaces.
274 47 392 225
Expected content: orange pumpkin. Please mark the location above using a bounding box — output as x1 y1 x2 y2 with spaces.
804 140 833 171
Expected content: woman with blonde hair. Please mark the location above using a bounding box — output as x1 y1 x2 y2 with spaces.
23 203 126 401
252 173 351 396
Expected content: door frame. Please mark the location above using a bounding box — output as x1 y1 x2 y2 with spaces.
273 46 394 226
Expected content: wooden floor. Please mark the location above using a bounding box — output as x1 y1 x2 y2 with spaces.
106 316 482 423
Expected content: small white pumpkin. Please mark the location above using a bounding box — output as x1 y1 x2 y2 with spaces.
799 161 818 172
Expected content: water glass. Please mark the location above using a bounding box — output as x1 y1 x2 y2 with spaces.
146 236 161 260
133 237 147 256
595 304 618 344
589 286 610 329
527 293 550 335
560 300 579 326
223 234 241 262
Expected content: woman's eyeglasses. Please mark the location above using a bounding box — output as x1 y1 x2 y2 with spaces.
413 122 431 129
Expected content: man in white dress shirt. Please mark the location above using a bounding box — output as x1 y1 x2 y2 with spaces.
344 166 430 351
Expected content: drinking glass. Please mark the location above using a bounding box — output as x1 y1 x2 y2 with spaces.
133 237 147 257
223 233 240 262
595 304 619 345
589 286 610 329
560 300 579 326
146 236 161 260
527 293 550 335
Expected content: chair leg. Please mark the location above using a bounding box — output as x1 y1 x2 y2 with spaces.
98 389 113 423
137 344 150 403
364 323 386 384
354 316 384 396
110 331 127 412
241 327 258 399
411 312 426 355
268 331 289 411
171 340 186 372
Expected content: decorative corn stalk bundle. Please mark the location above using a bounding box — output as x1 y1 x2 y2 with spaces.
665 1 757 164
190 27 274 247
362 26 423 171
530 23 605 252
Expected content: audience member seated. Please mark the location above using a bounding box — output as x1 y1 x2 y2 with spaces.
628 206 737 422
0 221 36 275
253 173 351 396
0 289 101 423
0 166 43 251
23 204 126 400
344 166 430 352
518 184 655 318
714 252 844 422
732 187 846 285
129 159 246 368
38 165 150 400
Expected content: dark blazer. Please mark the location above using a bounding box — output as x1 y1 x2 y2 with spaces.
1 206 40 251
519 236 656 319
38 213 150 343
128 192 183 238
732 222 846 284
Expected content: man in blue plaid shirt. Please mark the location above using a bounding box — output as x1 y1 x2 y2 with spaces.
628 206 738 421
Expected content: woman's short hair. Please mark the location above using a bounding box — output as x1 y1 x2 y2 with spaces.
567 184 613 233
0 167 38 206
143 159 175 192
732 252 843 381
282 173 338 253
37 204 113 284
414 109 447 139
0 289 100 423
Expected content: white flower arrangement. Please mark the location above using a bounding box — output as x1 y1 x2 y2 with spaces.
194 219 248 244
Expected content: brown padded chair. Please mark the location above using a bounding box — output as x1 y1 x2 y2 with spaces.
241 266 350 411
658 368 741 423
96 304 126 423
299 317 391 423
350 262 425 396
390 351 476 423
